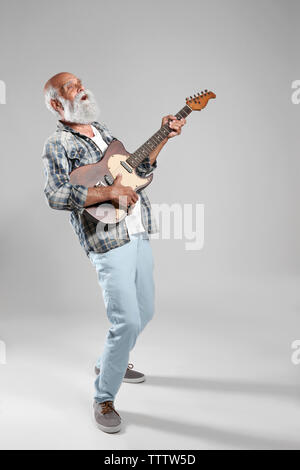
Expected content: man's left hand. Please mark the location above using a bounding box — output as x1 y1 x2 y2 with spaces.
161 115 186 139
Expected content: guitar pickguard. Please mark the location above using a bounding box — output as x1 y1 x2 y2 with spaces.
107 153 152 223
107 154 149 188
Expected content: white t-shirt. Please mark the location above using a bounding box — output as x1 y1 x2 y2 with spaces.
91 125 108 153
90 125 145 237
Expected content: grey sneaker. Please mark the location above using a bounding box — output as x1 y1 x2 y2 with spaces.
93 400 122 433
94 362 145 383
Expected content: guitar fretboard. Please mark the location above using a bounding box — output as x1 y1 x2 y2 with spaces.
127 104 192 169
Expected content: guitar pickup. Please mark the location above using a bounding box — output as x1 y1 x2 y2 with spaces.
120 161 133 173
104 174 114 185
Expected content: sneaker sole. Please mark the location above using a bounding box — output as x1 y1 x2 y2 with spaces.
95 369 146 384
123 376 146 383
96 422 122 434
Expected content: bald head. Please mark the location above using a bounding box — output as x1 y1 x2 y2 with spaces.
43 72 78 95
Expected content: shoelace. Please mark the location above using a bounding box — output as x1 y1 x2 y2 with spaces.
100 401 120 417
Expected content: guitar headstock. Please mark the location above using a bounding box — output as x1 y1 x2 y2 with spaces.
186 90 216 111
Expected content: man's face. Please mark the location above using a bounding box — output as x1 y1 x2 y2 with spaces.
52 74 99 124
59 75 86 101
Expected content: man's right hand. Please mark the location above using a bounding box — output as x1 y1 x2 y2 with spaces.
109 173 138 209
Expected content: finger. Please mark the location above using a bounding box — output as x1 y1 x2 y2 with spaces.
163 116 175 125
169 124 181 131
170 120 183 128
130 192 138 202
170 128 181 135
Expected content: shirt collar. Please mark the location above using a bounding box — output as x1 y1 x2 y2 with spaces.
56 120 102 136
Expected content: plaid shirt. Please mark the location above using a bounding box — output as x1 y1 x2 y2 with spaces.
42 120 159 256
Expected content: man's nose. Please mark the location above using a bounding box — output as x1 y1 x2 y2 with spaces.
77 83 84 93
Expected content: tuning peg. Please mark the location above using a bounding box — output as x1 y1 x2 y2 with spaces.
190 96 193 100
205 89 208 92
186 97 189 101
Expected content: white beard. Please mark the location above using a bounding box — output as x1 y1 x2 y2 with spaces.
59 89 100 124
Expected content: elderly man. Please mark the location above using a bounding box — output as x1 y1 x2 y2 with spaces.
42 72 185 433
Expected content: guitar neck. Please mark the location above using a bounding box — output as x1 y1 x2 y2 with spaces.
127 104 193 169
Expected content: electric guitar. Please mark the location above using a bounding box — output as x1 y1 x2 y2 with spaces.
69 90 216 224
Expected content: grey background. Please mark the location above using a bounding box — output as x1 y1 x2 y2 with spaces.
0 0 299 450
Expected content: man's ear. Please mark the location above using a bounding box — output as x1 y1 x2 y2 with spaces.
50 98 63 112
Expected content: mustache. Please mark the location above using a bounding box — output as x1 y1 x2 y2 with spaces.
74 89 92 104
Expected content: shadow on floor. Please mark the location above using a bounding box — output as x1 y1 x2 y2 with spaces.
117 374 300 449
145 375 300 403
119 409 299 450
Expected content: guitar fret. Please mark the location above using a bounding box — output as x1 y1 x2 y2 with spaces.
127 105 193 169
146 140 154 150
152 134 160 145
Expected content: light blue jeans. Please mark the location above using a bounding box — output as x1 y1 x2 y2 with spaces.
88 232 155 403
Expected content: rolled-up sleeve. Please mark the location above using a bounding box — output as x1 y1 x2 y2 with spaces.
42 138 88 212
135 155 157 177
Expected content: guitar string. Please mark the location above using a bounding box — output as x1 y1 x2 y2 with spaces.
103 109 192 199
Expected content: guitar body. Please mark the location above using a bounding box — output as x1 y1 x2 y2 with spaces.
69 139 153 224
